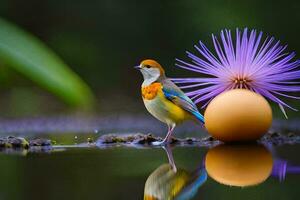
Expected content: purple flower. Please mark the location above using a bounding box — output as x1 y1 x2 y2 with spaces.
173 28 300 117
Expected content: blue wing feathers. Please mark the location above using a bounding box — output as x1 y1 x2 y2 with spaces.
176 170 207 200
192 111 205 123
163 89 176 99
162 86 205 124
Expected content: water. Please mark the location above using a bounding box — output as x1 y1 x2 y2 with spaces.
0 142 299 200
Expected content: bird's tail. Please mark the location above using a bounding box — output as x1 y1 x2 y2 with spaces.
192 111 205 124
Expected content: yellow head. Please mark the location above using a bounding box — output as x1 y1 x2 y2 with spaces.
135 59 165 85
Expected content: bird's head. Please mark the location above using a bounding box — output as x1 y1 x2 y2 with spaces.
135 59 165 85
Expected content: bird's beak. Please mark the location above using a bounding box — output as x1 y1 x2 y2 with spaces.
134 65 142 70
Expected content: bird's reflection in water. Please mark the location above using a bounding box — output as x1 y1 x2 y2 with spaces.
144 145 207 200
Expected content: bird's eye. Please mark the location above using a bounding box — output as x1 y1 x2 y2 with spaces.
145 65 151 68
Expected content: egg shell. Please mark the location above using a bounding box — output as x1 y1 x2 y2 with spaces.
205 144 273 187
204 89 272 142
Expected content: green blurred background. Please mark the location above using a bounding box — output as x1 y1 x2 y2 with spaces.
0 0 299 118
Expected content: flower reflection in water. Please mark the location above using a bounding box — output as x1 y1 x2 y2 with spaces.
272 158 300 181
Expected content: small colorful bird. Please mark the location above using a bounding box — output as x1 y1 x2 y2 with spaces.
135 59 204 145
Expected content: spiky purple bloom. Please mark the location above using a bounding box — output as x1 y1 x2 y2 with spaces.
173 28 300 116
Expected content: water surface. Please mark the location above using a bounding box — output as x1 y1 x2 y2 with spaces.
0 142 299 200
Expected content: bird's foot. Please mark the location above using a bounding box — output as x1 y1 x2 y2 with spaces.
152 141 166 146
151 140 171 146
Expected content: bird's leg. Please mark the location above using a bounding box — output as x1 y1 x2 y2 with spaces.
152 125 170 146
163 144 177 172
162 123 175 144
152 124 175 146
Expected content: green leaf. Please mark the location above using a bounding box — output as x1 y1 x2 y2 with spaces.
0 18 95 107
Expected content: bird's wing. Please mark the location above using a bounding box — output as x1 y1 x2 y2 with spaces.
175 169 207 200
161 79 204 123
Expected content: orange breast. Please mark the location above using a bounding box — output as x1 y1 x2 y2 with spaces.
142 83 162 100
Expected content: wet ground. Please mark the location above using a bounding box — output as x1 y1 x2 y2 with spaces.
0 116 299 200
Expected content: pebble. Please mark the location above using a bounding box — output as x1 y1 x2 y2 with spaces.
29 138 52 146
0 136 29 149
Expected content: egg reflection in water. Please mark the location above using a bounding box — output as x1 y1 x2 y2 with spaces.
205 144 273 187
144 146 207 200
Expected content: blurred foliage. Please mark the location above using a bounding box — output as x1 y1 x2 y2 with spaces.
0 18 94 108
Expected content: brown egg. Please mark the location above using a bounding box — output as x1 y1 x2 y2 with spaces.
205 144 273 187
204 89 272 142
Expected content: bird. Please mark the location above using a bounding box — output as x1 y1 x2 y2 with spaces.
135 59 205 145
